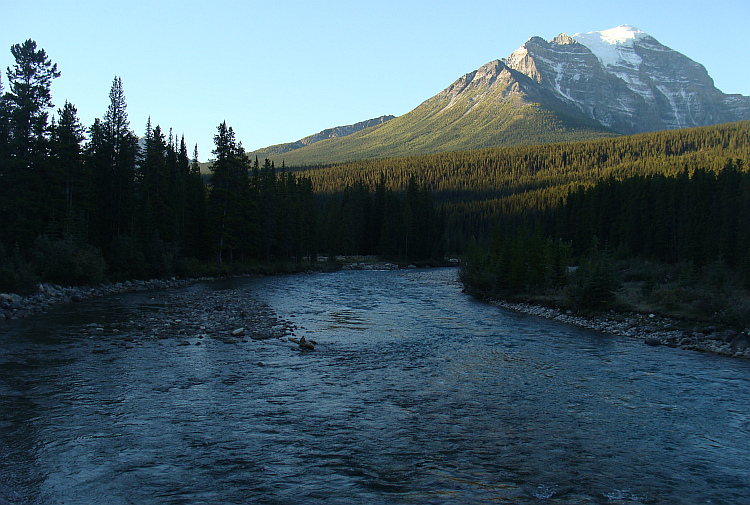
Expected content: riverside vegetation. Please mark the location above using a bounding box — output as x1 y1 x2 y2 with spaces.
3 39 750 357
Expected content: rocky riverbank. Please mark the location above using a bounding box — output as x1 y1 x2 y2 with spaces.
490 299 750 359
1 278 203 322
0 257 460 323
1 277 311 352
79 285 307 353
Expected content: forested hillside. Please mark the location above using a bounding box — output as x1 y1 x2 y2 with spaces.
295 121 750 248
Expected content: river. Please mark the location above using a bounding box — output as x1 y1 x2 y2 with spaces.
1 268 749 504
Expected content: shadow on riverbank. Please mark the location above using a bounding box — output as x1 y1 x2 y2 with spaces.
0 257 458 322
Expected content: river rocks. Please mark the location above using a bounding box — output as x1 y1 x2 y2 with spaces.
490 299 750 359
1 277 206 322
730 333 750 352
62 282 310 354
289 335 315 350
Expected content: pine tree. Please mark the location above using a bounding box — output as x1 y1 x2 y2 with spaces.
208 121 250 266
5 39 60 161
51 100 87 240
1 39 60 248
184 144 209 259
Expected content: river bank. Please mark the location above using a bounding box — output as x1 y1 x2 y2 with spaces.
7 263 747 360
0 260 341 322
487 297 750 359
0 256 456 323
0 274 312 354
0 277 201 321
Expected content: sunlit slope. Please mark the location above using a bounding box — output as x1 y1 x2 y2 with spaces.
260 62 615 166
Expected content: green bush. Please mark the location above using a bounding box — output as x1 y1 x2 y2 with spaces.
0 242 39 294
107 235 148 280
31 236 106 286
141 234 179 279
107 234 179 280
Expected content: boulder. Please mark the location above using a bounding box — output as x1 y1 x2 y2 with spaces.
730 334 750 352
298 336 315 351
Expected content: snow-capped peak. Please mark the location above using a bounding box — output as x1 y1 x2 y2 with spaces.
573 25 647 68
598 25 646 44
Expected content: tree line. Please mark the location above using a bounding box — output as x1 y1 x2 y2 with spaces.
461 160 750 318
0 40 445 292
318 177 445 261
553 160 750 272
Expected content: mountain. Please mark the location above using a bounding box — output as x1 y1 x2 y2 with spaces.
250 115 394 160
256 25 750 166
505 25 750 134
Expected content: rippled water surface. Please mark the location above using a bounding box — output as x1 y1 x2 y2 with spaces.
2 268 750 504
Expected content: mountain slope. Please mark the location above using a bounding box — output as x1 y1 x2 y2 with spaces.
257 25 750 166
265 60 614 165
251 115 394 160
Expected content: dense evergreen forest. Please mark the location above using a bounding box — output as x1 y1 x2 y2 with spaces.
293 121 750 249
0 39 444 293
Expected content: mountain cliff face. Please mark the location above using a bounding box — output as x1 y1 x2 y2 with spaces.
256 25 750 165
505 25 750 133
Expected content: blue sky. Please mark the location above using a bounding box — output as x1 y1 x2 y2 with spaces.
3 0 749 160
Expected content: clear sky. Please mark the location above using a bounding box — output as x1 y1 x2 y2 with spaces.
3 0 749 161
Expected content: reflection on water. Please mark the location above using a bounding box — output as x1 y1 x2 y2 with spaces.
1 268 750 504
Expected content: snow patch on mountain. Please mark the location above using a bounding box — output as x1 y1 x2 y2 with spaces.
573 25 646 68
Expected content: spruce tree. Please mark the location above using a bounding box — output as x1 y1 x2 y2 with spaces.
87 77 138 251
5 39 59 160
209 121 250 266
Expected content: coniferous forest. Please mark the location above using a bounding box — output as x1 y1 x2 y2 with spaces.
0 41 445 293
3 39 750 327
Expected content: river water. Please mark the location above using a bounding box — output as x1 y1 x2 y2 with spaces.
1 268 749 504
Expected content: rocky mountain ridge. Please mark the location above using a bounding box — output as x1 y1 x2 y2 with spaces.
504 25 750 134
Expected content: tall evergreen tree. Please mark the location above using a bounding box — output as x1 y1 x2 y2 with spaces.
184 144 209 259
208 121 250 266
50 100 87 240
0 74 11 247
4 39 59 160
0 74 10 160
1 39 60 248
88 76 138 250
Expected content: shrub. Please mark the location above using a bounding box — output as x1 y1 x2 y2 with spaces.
0 242 38 294
31 236 106 286
107 235 148 280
